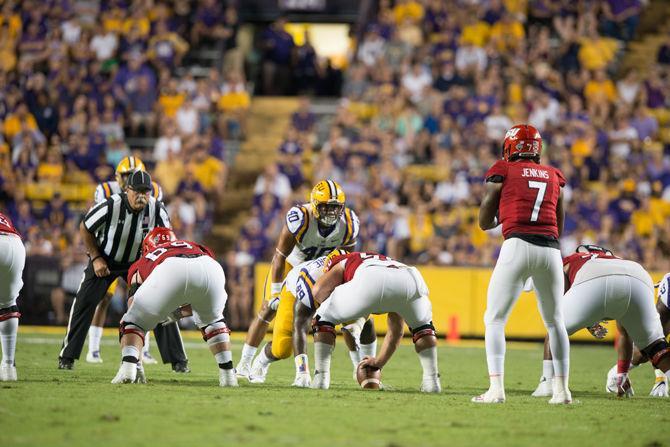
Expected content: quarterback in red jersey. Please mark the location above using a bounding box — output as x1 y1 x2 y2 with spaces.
299 251 440 393
0 212 24 381
473 124 572 404
531 245 670 399
111 227 237 387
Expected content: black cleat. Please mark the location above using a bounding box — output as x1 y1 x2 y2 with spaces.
58 357 74 370
172 361 190 373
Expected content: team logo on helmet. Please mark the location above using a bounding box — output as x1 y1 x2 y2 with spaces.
142 227 177 254
310 180 346 227
502 124 542 162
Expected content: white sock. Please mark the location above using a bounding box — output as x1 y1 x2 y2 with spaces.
88 325 103 353
314 342 333 375
418 346 438 380
0 317 18 366
546 323 570 378
240 343 257 364
542 360 554 379
254 345 274 368
215 350 233 369
121 345 140 362
349 349 360 368
360 340 377 358
143 331 151 354
485 322 505 376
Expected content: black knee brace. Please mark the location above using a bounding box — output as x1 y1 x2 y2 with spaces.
311 316 336 336
411 322 436 343
642 340 670 369
0 305 20 322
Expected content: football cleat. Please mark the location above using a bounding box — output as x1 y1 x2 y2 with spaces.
235 360 251 379
141 351 158 365
135 363 147 384
311 370 330 390
549 390 573 404
650 370 668 397
86 351 103 364
111 361 137 384
605 364 617 393
420 376 441 393
471 389 505 404
58 357 74 370
531 376 553 397
0 364 17 381
172 361 190 373
292 372 312 388
248 359 269 384
219 369 239 387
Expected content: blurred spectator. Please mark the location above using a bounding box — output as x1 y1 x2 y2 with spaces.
261 16 295 95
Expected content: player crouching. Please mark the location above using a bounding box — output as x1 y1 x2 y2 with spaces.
532 245 670 399
112 227 237 387
306 252 441 393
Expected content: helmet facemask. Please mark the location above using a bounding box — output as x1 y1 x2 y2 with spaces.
316 203 344 227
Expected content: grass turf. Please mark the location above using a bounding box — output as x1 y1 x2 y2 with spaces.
2 330 668 447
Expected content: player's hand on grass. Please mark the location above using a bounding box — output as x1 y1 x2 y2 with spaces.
93 257 110 277
615 373 634 398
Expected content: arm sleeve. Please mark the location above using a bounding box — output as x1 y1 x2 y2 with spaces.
156 201 171 229
555 168 567 188
83 200 109 233
485 160 507 182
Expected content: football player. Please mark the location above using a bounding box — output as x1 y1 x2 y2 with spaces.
86 156 163 365
298 251 441 393
236 180 376 378
600 270 670 397
0 212 25 381
112 227 237 386
473 124 571 404
531 245 670 399
248 249 370 385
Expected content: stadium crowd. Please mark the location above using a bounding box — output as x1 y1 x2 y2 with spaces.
243 0 670 277
0 0 247 324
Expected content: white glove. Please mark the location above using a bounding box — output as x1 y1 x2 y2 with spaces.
605 364 617 394
292 372 312 388
615 373 634 398
135 363 147 384
650 370 668 397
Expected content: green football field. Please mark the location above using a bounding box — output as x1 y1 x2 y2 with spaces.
2 329 668 447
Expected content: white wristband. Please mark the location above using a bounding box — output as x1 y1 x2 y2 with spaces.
271 283 282 296
295 353 309 374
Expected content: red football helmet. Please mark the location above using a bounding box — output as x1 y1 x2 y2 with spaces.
142 227 176 254
502 124 542 161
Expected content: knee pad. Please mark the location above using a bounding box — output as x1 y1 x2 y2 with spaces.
201 319 230 345
411 322 436 343
0 305 20 322
312 316 336 336
642 340 670 369
119 321 146 344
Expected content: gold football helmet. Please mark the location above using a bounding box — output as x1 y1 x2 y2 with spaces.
115 156 146 188
310 180 345 227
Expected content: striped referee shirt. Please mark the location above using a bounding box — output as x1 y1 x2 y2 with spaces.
83 193 171 265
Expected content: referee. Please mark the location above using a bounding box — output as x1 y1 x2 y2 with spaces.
58 171 188 370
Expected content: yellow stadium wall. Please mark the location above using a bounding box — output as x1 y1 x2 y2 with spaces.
254 263 664 342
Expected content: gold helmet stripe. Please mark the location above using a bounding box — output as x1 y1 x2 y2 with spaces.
326 180 337 200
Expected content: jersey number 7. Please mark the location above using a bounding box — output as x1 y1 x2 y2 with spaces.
528 181 547 222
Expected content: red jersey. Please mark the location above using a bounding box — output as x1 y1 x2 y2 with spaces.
327 252 393 282
485 159 566 239
562 252 619 289
0 212 20 237
127 240 214 284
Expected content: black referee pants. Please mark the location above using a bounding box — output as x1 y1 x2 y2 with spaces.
59 260 188 365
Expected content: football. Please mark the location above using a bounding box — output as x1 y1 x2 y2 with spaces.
356 362 382 390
